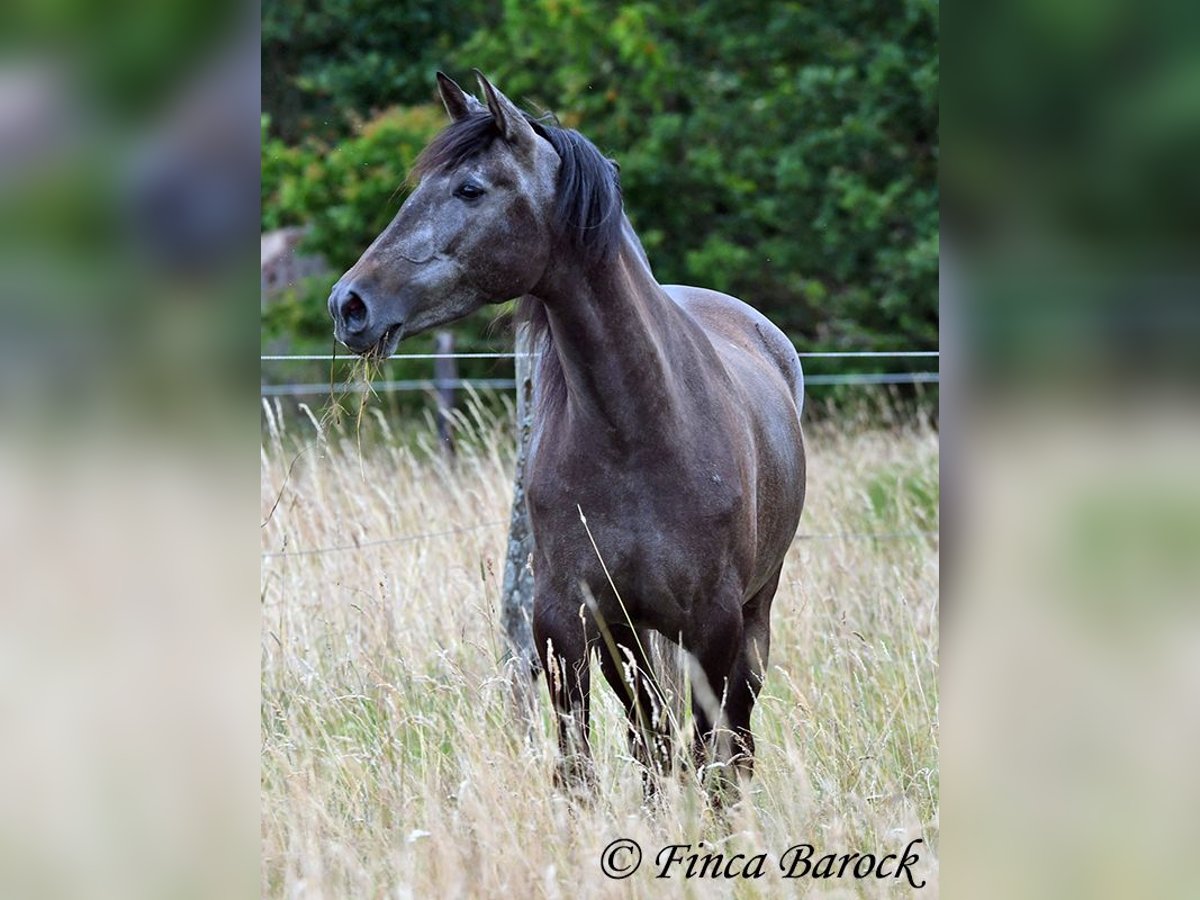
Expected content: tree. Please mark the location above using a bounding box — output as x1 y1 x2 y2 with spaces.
262 0 489 142
262 0 940 358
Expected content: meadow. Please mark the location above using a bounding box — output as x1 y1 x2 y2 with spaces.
260 393 939 897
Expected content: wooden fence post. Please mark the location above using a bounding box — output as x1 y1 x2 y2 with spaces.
433 330 457 456
501 323 538 718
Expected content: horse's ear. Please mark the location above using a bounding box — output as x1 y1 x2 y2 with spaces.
436 72 483 122
473 69 536 148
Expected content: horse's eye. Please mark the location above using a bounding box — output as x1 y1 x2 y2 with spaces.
453 181 486 201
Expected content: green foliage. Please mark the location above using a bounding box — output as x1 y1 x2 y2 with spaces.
3 0 241 119
262 0 488 142
262 105 446 269
262 0 939 360
459 0 938 351
260 275 337 346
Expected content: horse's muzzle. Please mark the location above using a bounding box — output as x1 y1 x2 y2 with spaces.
329 281 370 337
329 279 402 356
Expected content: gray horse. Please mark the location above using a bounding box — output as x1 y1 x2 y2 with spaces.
330 72 805 796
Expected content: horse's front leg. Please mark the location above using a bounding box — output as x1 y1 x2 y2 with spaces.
595 623 674 799
533 593 596 791
684 591 744 803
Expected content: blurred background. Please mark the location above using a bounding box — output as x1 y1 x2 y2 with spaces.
942 0 1200 897
0 1 258 898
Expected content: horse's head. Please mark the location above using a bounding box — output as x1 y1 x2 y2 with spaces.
329 72 562 356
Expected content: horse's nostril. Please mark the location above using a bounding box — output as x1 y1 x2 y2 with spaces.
339 290 368 331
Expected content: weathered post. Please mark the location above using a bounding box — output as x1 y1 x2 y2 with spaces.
501 323 538 722
433 330 457 456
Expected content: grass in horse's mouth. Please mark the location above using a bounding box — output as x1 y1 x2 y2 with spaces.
320 339 386 463
369 325 400 362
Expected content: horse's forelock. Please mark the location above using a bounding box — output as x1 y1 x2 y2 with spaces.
410 111 499 184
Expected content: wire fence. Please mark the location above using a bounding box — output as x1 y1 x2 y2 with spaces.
261 350 940 361
260 346 941 556
261 371 939 397
260 349 940 395
262 520 508 558
261 521 938 559
261 378 519 397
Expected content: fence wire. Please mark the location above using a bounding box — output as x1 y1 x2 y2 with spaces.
261 378 518 396
261 523 937 559
261 350 939 362
261 348 938 395
261 520 508 558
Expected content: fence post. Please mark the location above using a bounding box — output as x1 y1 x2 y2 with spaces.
501 323 538 719
433 331 457 456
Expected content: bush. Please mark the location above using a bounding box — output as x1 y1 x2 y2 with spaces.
262 0 488 142
262 0 939 367
262 104 445 269
458 0 938 352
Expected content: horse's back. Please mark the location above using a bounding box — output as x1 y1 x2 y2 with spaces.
663 285 804 414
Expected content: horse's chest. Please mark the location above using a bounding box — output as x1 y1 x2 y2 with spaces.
525 447 746 596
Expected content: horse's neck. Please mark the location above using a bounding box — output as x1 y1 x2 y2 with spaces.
535 233 690 442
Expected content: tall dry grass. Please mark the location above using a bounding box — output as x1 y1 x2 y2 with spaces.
261 394 939 897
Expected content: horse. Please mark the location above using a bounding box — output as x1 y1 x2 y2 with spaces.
329 71 806 797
